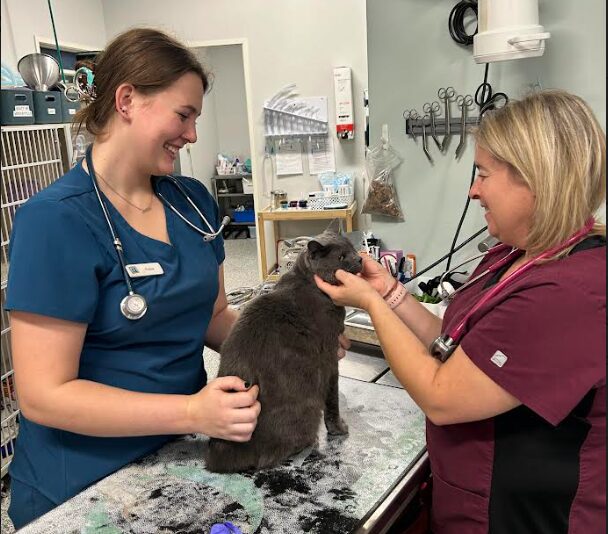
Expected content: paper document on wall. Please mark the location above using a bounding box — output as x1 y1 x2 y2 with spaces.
275 139 304 176
307 135 336 175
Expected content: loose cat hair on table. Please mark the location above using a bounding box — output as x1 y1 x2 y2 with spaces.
205 230 363 473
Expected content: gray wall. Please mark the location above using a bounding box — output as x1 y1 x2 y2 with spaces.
367 0 606 276
207 45 250 165
180 45 250 192
2 0 107 71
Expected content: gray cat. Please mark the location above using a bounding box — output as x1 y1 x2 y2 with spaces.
205 230 363 473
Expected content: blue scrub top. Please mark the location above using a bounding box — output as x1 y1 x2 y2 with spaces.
5 162 225 505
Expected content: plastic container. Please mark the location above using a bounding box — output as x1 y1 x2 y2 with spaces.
33 90 62 124
60 93 81 123
0 88 35 125
233 209 255 223
242 177 254 194
247 225 257 239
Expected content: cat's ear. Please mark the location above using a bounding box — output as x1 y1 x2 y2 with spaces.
323 219 343 235
307 239 328 258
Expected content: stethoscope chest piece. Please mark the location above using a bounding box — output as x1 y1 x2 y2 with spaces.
120 293 148 320
430 335 456 362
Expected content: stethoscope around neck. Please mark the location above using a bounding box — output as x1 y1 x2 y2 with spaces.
85 146 230 320
429 217 596 362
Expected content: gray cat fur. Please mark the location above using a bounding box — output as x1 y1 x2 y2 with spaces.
205 230 363 473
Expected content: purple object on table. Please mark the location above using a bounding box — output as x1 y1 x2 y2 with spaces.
210 522 243 534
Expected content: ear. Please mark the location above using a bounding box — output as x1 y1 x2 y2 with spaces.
324 219 342 235
307 240 327 258
115 83 136 116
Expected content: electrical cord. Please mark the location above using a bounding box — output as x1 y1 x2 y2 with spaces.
410 226 488 282
446 161 478 270
226 282 276 306
448 0 478 46
445 63 509 271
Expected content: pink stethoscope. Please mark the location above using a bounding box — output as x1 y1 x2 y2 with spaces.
429 218 596 362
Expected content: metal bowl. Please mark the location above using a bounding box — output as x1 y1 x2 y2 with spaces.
17 53 60 91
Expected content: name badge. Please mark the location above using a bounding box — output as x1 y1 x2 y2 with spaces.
125 262 164 278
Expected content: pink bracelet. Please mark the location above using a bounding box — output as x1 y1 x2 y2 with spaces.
384 281 408 309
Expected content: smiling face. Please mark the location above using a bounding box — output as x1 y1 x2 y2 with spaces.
128 72 204 176
469 145 536 249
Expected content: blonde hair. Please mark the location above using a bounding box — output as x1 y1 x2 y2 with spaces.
473 90 606 258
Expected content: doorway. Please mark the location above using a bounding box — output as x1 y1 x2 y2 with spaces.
183 39 257 242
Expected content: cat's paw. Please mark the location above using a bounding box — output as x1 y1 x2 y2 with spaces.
326 417 349 436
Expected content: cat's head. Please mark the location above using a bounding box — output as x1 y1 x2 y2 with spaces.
303 231 363 284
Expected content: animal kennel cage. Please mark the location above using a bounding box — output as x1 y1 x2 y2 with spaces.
1 123 72 478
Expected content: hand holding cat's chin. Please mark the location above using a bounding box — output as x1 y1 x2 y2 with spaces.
314 270 382 311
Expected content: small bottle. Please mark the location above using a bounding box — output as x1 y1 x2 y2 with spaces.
406 254 417 277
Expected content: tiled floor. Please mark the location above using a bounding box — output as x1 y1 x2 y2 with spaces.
0 237 260 533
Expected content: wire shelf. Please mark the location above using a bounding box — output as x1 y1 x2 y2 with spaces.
1 124 71 478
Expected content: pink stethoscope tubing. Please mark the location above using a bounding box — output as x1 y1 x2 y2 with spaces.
430 217 596 362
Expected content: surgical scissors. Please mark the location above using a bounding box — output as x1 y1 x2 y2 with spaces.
403 109 419 142
421 114 433 164
437 87 456 152
423 102 442 150
454 94 474 159
475 82 508 117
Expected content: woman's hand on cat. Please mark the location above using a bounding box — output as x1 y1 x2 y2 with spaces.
187 377 261 442
359 254 396 297
315 270 383 311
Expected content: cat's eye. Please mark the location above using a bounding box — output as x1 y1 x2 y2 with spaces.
339 254 345 261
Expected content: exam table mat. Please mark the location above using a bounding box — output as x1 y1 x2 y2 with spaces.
21 377 426 534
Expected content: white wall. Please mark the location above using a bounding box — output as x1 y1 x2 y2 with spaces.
2 0 106 71
367 0 606 277
180 45 249 193
179 48 220 192
101 0 369 273
207 45 250 164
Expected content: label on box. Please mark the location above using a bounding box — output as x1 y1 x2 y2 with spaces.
69 109 76 115
13 105 33 118
48 108 57 115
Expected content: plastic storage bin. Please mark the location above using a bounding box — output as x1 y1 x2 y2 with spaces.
0 88 35 125
33 90 62 124
242 177 254 194
61 93 81 123
233 209 255 223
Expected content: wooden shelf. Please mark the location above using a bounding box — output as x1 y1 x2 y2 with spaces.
258 201 357 221
257 201 357 280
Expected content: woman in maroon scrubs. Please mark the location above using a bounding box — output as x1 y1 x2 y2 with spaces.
317 90 606 534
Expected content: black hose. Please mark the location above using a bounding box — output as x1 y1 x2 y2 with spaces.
410 226 488 282
445 63 509 270
448 0 478 46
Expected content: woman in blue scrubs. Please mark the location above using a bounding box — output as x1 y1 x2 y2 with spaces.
5 28 261 529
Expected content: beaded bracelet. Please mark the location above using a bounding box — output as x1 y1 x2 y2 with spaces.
383 280 408 310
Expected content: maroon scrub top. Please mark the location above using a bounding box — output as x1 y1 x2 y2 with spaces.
427 239 606 534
